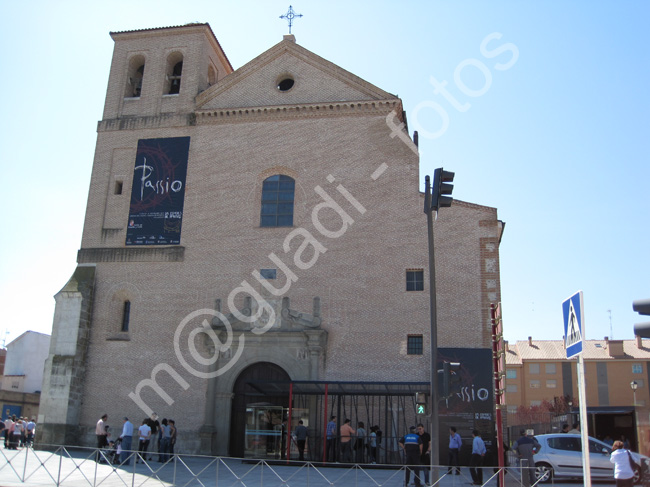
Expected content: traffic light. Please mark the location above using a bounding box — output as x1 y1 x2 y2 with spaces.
442 361 461 398
415 392 427 415
431 167 455 211
633 299 650 338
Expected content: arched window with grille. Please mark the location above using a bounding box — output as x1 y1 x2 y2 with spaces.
260 175 295 227
125 55 145 98
165 52 183 95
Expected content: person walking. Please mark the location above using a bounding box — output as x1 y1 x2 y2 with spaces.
119 417 134 465
326 416 337 462
339 419 356 463
96 414 109 462
19 418 26 447
137 419 151 463
145 413 160 461
280 418 288 460
448 426 462 475
355 422 366 463
168 420 177 457
513 429 540 487
294 420 308 461
469 429 486 485
610 440 636 487
159 419 171 462
369 426 378 464
10 417 22 449
399 426 422 487
25 418 36 447
4 414 13 449
417 424 431 486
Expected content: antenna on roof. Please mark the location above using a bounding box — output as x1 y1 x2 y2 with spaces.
280 5 303 34
1 329 8 348
608 309 613 339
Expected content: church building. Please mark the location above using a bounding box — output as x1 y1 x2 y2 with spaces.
37 23 504 462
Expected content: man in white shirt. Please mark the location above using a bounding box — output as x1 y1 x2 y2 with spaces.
120 418 134 465
26 418 36 447
137 419 151 463
470 429 487 485
4 415 13 449
448 426 462 475
95 414 108 462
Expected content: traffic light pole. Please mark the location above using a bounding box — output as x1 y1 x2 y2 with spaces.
424 175 440 484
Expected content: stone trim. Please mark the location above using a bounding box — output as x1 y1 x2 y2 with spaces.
97 99 399 131
77 246 185 263
98 113 193 132
196 38 395 108
195 100 401 125
106 332 131 341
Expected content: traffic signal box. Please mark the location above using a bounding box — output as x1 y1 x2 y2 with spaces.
442 361 461 398
415 392 427 415
431 168 455 211
633 299 650 337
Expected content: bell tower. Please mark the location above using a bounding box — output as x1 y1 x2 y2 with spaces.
101 23 233 121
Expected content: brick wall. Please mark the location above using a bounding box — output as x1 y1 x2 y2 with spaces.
46 24 503 452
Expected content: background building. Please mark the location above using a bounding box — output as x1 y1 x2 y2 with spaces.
0 331 50 419
505 336 650 454
37 23 503 461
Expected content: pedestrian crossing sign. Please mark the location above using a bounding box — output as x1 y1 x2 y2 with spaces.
563 291 584 359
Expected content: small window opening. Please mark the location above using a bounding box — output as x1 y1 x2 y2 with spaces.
168 61 183 94
260 269 277 279
406 270 424 291
114 180 123 195
121 300 131 332
407 335 424 355
277 78 294 92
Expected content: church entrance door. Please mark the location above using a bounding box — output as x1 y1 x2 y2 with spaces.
230 362 290 458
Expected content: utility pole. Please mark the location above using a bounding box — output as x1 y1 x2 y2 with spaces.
424 168 454 484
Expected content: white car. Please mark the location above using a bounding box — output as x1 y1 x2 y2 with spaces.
531 433 647 484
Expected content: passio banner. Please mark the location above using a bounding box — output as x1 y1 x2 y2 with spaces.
126 137 190 246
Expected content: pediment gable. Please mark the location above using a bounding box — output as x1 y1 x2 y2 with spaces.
196 37 397 110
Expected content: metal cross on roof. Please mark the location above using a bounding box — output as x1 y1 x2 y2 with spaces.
280 5 303 34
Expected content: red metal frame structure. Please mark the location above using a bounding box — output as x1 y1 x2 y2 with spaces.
254 380 427 464
322 383 329 463
491 303 505 487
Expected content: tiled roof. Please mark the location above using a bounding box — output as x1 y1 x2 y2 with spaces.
505 338 650 365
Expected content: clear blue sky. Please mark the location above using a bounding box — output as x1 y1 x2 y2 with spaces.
1 1 648 346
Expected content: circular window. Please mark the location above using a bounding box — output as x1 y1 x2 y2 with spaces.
277 77 294 92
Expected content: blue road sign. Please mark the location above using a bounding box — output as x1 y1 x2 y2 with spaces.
563 291 584 359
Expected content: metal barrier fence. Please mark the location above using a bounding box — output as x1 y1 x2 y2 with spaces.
0 444 553 487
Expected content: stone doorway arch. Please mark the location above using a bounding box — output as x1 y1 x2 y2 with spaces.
229 362 291 458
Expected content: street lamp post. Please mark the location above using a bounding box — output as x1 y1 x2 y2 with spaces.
423 169 454 485
631 381 639 451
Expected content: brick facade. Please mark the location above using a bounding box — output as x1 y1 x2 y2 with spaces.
38 24 503 455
